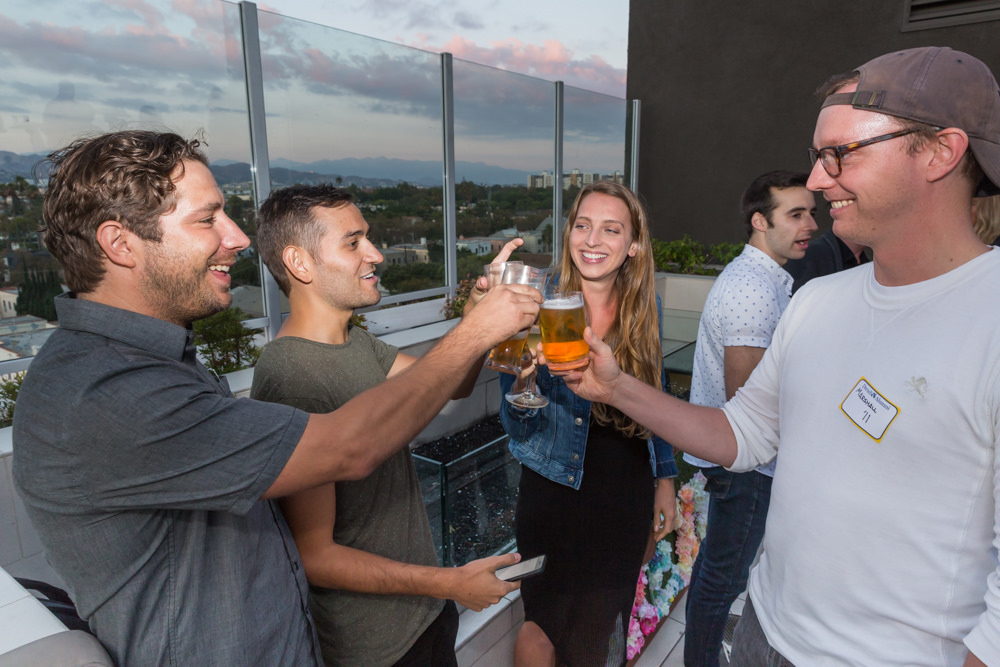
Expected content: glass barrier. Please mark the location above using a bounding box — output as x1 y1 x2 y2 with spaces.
257 11 447 303
452 61 557 273
413 433 520 566
561 85 629 223
0 0 631 383
0 0 256 372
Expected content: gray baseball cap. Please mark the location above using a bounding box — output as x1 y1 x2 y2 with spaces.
822 47 1000 196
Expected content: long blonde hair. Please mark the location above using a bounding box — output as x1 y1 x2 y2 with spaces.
557 181 662 439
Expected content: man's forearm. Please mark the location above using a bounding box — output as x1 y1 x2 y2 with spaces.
962 651 986 667
301 542 455 599
266 284 540 497
267 322 495 497
606 372 739 467
452 348 487 399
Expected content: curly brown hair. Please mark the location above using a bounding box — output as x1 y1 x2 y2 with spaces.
41 131 207 293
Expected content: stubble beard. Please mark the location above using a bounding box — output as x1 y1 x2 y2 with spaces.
142 246 231 326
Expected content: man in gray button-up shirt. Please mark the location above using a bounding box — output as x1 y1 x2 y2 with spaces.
12 130 540 666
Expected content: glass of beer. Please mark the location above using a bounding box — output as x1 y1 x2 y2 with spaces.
538 289 589 371
484 264 547 374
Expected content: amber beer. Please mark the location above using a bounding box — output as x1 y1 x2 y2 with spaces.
484 262 541 375
539 291 589 371
486 330 529 374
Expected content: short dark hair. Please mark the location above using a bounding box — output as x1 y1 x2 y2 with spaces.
42 131 207 293
741 171 810 240
256 184 354 295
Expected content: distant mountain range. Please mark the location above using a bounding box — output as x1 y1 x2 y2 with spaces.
267 157 533 188
0 151 47 183
0 151 536 188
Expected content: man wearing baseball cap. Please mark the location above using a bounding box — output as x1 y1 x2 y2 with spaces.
561 47 1000 666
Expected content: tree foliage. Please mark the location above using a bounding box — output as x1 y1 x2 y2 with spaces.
379 262 443 294
192 308 262 375
0 177 45 254
15 267 61 321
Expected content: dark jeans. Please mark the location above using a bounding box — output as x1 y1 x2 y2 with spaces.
729 597 795 667
392 601 459 667
684 467 772 667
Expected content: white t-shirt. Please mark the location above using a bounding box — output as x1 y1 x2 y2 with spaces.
724 248 1000 666
685 244 792 475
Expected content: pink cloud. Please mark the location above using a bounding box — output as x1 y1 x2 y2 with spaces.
404 34 625 98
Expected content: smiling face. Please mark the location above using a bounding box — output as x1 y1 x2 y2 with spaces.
807 83 925 250
308 203 384 312
138 160 250 326
751 186 818 265
567 191 638 286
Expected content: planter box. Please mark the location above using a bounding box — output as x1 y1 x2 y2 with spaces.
413 431 520 567
655 272 717 343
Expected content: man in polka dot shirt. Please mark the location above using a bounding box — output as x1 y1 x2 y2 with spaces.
683 170 817 667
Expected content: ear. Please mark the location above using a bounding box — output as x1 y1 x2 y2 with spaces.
628 240 638 258
95 220 136 268
750 211 769 234
282 245 313 285
925 128 969 184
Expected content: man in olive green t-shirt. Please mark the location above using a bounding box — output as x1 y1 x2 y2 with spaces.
252 184 522 666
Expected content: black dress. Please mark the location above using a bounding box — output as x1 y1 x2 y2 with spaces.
515 418 654 667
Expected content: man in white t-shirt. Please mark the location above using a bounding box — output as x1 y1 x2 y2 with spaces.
562 47 1000 667
683 171 816 667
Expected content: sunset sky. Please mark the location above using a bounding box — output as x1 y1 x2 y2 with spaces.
0 0 630 176
259 0 629 98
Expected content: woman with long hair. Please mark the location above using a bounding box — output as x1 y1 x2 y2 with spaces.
500 181 677 666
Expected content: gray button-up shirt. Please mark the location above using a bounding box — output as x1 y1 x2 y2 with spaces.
13 295 321 666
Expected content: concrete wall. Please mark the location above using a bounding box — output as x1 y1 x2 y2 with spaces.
628 0 1000 245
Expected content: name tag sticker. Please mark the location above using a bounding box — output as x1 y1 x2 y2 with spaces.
840 378 899 442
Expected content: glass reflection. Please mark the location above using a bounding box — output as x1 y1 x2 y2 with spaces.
562 85 628 221
0 0 631 373
0 0 257 369
453 61 556 272
257 11 446 299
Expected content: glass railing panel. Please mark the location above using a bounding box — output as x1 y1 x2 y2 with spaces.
561 85 628 223
256 12 446 304
452 61 556 274
0 0 257 373
413 432 519 566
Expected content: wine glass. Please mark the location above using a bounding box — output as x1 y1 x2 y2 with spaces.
483 262 535 374
505 325 549 409
503 266 550 409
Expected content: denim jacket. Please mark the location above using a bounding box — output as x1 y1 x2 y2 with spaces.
499 295 678 490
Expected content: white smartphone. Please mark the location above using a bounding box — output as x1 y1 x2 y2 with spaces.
495 554 547 582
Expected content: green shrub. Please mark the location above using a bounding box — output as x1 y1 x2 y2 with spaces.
0 371 25 428
442 277 476 319
652 236 743 275
652 235 709 274
707 242 743 267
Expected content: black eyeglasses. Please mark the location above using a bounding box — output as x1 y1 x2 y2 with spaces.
808 129 917 177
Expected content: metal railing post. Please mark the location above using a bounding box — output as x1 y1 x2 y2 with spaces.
553 81 564 263
441 53 458 292
238 1 282 340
